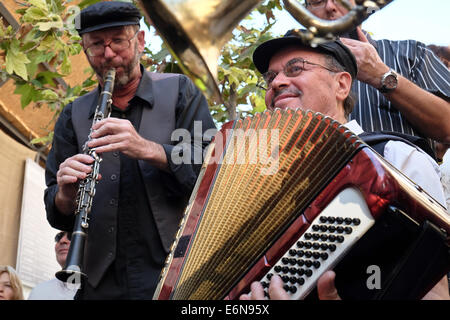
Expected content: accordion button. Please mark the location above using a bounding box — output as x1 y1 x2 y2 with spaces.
305 269 313 277
267 273 273 280
289 268 297 275
298 278 305 285
282 276 289 283
328 226 336 233
297 241 305 248
313 243 320 250
282 266 289 273
344 227 353 234
328 235 336 242
313 252 320 259
305 260 312 268
329 244 336 252
327 217 336 223
289 249 297 256
337 236 345 243
312 225 320 232
321 234 328 241
291 286 297 294
313 261 321 268
321 253 329 260
298 269 305 276
305 242 312 249
320 225 328 232
283 285 290 291
261 281 269 288
297 250 305 257
352 218 361 225
274 265 282 272
313 234 320 240
297 260 305 266
282 258 289 265
320 216 328 223
336 226 344 233
305 251 312 258
336 217 344 224
305 233 312 240
320 243 328 250
344 218 353 225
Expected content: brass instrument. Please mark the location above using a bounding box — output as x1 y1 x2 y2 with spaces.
283 0 394 44
138 0 395 118
138 0 261 120
56 69 116 284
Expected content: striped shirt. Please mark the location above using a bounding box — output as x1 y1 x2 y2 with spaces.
349 33 450 138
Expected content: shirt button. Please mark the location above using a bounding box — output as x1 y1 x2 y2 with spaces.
109 198 117 206
110 174 117 181
108 252 113 259
113 151 119 157
108 227 114 233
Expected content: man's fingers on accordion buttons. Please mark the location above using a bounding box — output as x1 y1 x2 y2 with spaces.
249 281 266 300
317 270 341 300
269 274 291 300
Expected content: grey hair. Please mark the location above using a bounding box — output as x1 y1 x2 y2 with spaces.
323 54 356 119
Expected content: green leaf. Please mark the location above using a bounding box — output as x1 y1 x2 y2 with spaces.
37 19 63 31
14 83 34 108
36 70 63 87
23 7 47 22
39 89 59 101
6 46 31 80
60 55 71 75
29 0 49 11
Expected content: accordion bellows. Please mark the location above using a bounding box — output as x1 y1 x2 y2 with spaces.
156 109 364 299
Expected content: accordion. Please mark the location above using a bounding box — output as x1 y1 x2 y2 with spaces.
154 109 450 300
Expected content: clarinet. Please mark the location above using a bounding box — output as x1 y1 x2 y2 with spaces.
56 68 116 283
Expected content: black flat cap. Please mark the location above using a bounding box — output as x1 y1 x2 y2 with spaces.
253 29 358 79
76 1 142 35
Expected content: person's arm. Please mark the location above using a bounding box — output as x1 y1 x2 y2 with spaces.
341 28 450 143
159 75 217 194
44 104 79 230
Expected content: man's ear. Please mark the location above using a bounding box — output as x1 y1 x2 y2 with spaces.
335 71 352 102
137 30 146 53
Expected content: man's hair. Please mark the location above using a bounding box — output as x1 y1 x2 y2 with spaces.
324 53 356 119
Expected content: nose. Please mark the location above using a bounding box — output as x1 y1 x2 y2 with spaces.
103 45 117 59
324 0 338 12
269 71 290 91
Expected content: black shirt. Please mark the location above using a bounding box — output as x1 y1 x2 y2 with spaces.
44 70 216 299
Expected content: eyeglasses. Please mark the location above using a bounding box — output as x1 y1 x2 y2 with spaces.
84 30 139 57
306 0 337 9
261 57 338 90
55 231 72 243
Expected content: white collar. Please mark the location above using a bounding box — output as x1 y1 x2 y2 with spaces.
343 119 364 135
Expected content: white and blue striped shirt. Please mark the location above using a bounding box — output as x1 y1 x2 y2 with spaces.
349 34 450 138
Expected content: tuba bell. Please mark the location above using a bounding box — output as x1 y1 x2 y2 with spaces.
138 0 261 119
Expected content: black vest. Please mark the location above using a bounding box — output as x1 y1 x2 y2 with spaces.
71 71 184 287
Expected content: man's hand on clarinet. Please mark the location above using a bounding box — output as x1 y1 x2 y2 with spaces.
87 118 168 170
55 154 97 215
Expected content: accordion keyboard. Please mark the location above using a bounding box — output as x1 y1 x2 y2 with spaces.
258 187 375 299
